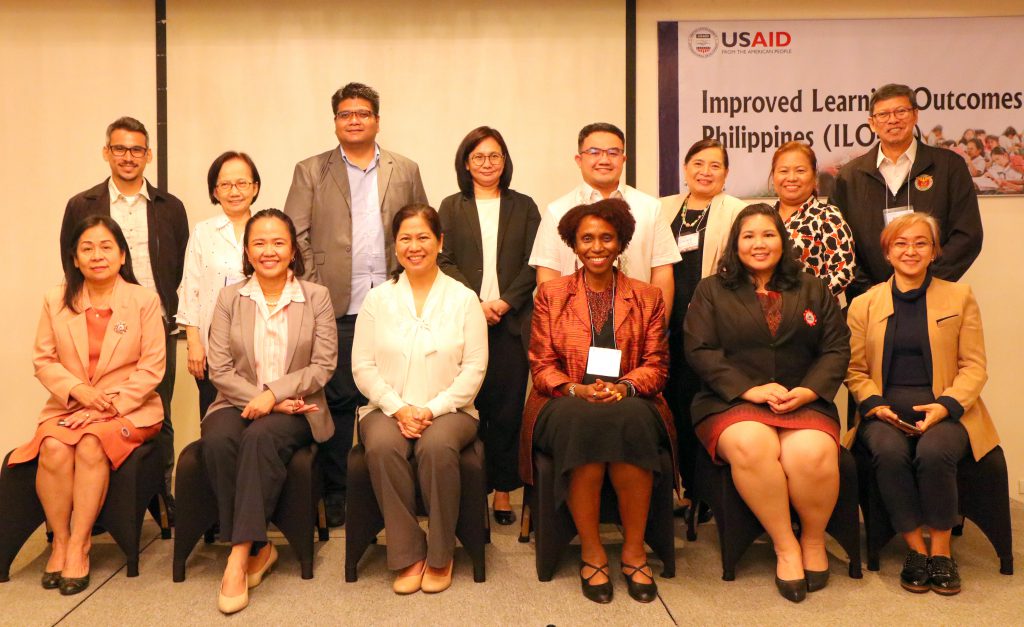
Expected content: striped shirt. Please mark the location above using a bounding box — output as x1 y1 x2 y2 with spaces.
239 273 305 389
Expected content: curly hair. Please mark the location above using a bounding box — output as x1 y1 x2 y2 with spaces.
556 197 636 253
717 203 803 291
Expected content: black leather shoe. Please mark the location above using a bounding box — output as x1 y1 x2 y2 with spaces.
900 551 931 593
579 561 613 604
41 571 61 590
325 493 346 528
673 502 713 524
58 573 90 596
774 576 807 603
493 509 516 526
621 562 658 603
929 555 961 595
805 568 830 592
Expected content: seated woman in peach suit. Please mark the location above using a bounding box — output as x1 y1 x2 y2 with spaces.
9 215 165 596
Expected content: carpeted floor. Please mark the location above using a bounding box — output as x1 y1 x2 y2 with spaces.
2 495 1021 626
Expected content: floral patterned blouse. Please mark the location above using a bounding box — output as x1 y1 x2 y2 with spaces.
778 196 856 298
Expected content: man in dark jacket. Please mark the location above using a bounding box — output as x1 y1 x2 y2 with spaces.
831 84 982 302
59 116 189 518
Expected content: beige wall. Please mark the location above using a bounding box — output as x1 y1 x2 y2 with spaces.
637 0 1024 502
2 0 1020 502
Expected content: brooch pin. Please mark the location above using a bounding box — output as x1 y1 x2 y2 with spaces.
114 321 128 334
803 309 817 327
914 174 933 192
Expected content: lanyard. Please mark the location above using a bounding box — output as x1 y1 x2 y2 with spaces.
584 271 617 349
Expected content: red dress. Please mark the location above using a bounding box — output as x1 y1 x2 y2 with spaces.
695 291 840 463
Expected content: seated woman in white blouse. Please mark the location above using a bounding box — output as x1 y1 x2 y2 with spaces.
352 204 488 596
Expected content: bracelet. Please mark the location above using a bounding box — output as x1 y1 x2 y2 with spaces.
620 380 637 397
568 383 578 398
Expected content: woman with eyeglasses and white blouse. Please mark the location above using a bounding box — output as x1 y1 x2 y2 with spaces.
177 152 261 417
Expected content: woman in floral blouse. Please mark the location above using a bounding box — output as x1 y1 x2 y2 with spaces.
771 142 856 300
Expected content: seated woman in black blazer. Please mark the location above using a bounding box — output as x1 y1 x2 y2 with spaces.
684 203 850 603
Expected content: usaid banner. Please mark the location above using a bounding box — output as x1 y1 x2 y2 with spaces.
657 18 1024 198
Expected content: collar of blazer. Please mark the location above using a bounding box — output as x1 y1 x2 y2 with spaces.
84 178 170 205
869 274 960 326
859 140 934 184
564 269 636 337
732 277 804 341
327 145 396 212
237 279 311 373
454 191 514 258
68 275 131 381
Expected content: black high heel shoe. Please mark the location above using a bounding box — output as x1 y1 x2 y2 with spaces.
41 571 61 590
621 561 658 602
579 561 613 604
805 568 830 592
493 509 516 526
58 573 90 596
774 575 807 603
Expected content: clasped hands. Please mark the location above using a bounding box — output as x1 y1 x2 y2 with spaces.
871 403 949 436
241 389 319 420
394 405 434 439
741 382 818 414
566 378 626 404
65 383 120 428
480 299 511 326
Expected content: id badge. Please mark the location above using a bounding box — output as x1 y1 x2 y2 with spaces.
883 205 914 225
585 346 621 378
676 232 699 253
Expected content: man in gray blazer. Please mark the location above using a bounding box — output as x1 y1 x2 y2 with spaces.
284 82 428 526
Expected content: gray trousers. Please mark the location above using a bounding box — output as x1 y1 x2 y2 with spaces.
360 409 477 570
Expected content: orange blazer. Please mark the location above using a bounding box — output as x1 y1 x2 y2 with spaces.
519 270 674 485
34 276 166 428
844 276 998 460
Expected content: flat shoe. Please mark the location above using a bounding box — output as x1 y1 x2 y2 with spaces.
421 560 454 594
246 544 278 589
41 571 61 590
218 584 249 614
806 568 830 592
621 561 658 603
58 573 90 596
493 509 516 526
774 576 807 603
580 561 613 604
393 562 426 595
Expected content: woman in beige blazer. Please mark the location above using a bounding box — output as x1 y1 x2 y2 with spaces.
845 213 998 597
202 209 337 614
658 138 746 515
10 215 165 595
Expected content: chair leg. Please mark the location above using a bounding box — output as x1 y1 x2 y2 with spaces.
274 449 317 581
684 502 698 542
317 499 329 542
518 499 531 543
0 455 46 582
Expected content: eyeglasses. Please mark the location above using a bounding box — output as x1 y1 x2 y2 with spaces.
108 144 148 158
469 153 504 166
891 240 933 252
579 147 625 159
335 109 375 121
870 107 915 122
216 180 254 193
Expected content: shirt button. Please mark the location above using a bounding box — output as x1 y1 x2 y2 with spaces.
345 246 352 252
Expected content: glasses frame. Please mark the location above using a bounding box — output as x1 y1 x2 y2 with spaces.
579 147 625 159
335 110 376 121
468 153 505 167
215 180 255 193
107 144 148 158
870 107 915 122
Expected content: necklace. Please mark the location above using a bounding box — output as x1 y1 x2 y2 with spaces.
680 194 711 229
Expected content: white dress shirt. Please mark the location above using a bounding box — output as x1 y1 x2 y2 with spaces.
528 182 680 282
238 273 305 389
352 270 488 421
876 141 918 196
108 178 159 304
475 197 501 302
175 212 250 349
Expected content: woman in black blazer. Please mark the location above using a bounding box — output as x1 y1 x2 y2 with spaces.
437 126 541 524
684 204 850 602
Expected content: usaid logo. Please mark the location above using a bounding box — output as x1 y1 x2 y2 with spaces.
688 28 717 58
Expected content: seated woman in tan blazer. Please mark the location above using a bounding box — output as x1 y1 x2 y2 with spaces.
202 209 337 614
9 215 166 596
845 213 998 597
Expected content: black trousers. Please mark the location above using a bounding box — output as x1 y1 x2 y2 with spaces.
476 317 528 492
858 418 969 533
201 407 313 543
321 314 364 498
156 331 178 491
665 331 701 494
195 369 218 419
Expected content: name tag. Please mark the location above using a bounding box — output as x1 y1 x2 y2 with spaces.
677 232 700 253
586 347 621 378
883 205 915 225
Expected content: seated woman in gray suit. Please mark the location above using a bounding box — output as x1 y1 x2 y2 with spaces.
202 209 337 614
438 126 541 525
352 204 488 595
